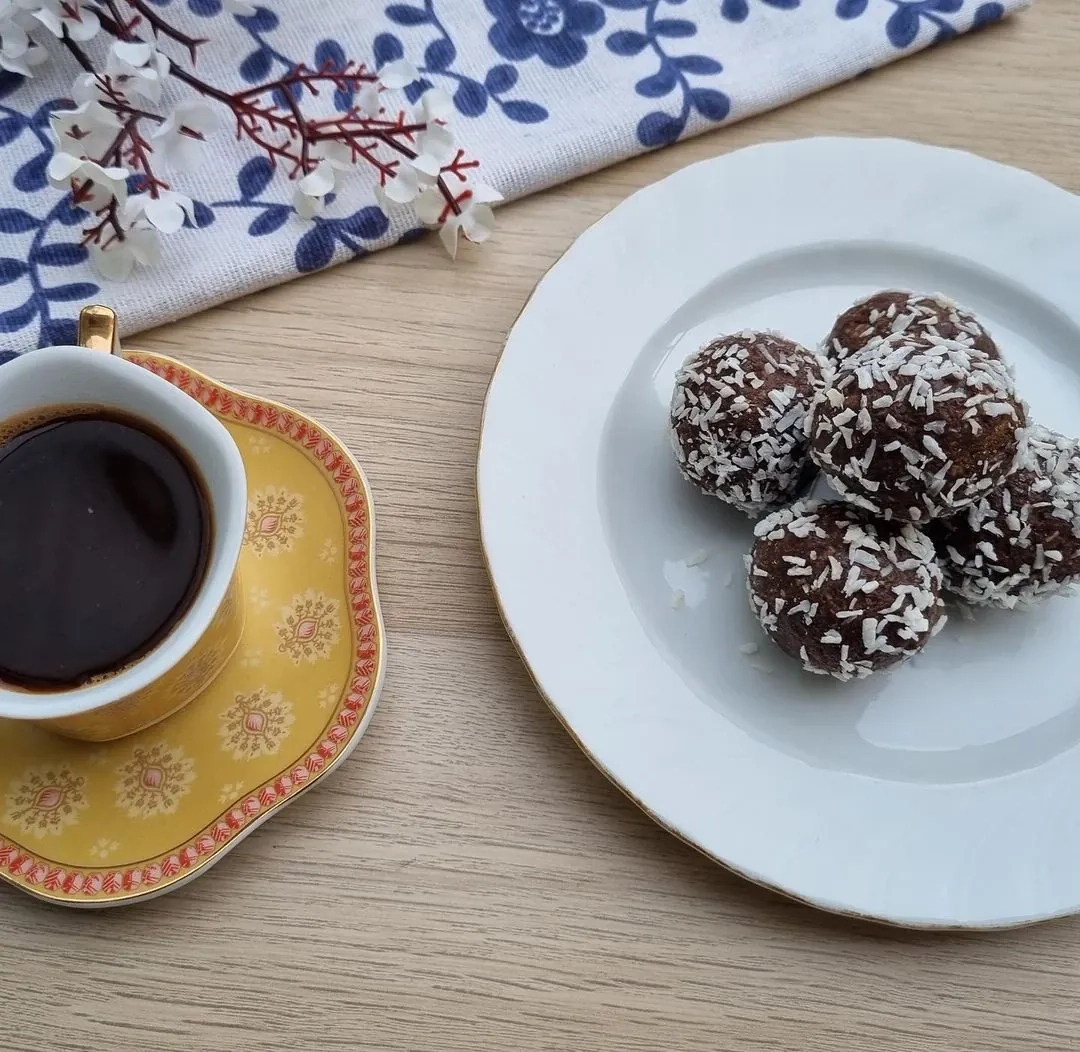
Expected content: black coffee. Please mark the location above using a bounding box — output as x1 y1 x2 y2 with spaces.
0 409 211 690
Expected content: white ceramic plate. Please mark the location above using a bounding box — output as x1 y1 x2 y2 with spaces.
478 138 1080 929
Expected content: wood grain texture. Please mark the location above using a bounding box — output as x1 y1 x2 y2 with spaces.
6 4 1080 1049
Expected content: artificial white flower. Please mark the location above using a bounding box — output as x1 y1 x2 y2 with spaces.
122 190 196 235
0 2 48 73
106 40 170 103
377 59 418 90
292 141 357 214
438 201 496 259
150 99 219 171
412 184 446 227
47 155 128 212
311 138 356 172
410 122 455 178
356 83 381 118
292 185 325 220
374 162 424 209
33 0 100 42
0 17 30 76
413 87 453 124
49 100 120 161
90 222 161 281
467 179 504 206
71 72 110 105
412 177 501 257
297 160 337 199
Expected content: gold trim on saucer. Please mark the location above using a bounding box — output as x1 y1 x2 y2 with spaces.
0 351 385 907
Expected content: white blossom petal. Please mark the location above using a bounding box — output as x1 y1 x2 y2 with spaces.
71 72 107 105
90 242 135 281
460 203 496 244
468 180 504 205
142 190 195 235
68 161 128 212
150 101 220 171
357 83 381 118
377 59 418 89
0 21 28 59
438 216 460 260
23 45 48 70
48 157 128 212
133 68 164 103
109 40 152 69
298 160 336 198
381 162 422 205
106 40 169 102
119 193 147 226
50 100 120 161
46 151 83 189
413 185 445 226
127 223 161 266
311 139 354 170
34 2 99 42
159 99 219 137
292 186 324 219
65 7 99 41
0 53 32 77
411 123 456 177
415 87 453 123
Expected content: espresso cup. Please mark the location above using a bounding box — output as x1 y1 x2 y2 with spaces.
0 306 246 741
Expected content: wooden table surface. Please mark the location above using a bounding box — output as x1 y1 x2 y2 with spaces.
6 4 1080 1049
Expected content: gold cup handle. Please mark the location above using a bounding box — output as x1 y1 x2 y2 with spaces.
77 304 119 355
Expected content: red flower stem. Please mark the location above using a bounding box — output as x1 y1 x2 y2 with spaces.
102 104 164 124
59 30 93 72
277 89 311 175
59 4 478 228
167 62 234 104
310 118 428 137
100 0 132 38
99 113 139 166
120 0 208 62
229 66 378 102
80 199 125 248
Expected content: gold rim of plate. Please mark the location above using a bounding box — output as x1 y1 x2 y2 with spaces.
0 351 385 907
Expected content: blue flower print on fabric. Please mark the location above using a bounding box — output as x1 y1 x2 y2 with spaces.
0 2 415 353
207 158 414 273
0 73 94 347
487 0 606 69
602 0 731 149
144 0 261 17
381 0 550 122
836 0 1005 48
721 0 800 24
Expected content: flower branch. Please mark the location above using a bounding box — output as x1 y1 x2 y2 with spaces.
3 0 499 279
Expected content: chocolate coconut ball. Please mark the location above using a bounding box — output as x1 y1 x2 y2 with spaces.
936 425 1080 608
747 500 946 681
670 331 827 516
825 291 1000 363
806 339 1026 523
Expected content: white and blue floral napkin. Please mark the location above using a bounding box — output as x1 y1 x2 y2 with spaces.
0 0 1027 356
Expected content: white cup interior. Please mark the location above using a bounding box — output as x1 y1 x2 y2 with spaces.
0 345 246 720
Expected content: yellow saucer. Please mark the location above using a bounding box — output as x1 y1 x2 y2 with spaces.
0 352 385 907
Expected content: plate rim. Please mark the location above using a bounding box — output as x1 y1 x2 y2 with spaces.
477 135 1080 930
0 350 386 908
